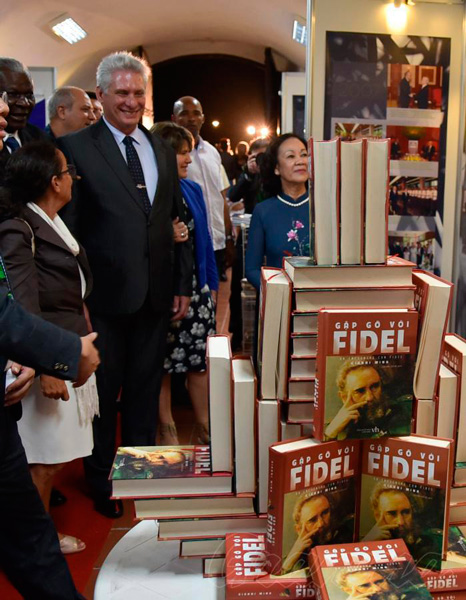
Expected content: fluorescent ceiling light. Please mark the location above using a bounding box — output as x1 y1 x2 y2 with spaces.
292 19 307 46
50 14 87 44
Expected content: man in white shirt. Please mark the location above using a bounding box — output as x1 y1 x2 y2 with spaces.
172 96 234 279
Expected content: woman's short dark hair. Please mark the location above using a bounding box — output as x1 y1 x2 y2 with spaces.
259 133 307 198
151 121 194 153
0 141 62 221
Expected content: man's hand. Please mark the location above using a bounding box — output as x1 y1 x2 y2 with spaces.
4 363 35 407
40 374 70 401
74 332 100 388
172 217 189 244
247 153 260 175
281 522 314 574
363 516 393 542
225 237 235 269
171 295 190 321
324 398 366 439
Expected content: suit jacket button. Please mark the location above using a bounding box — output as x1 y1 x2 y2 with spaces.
54 363 60 370
63 365 69 372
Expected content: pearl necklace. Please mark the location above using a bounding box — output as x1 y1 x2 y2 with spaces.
277 194 309 207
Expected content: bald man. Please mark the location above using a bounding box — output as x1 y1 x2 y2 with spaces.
172 96 234 280
45 86 95 142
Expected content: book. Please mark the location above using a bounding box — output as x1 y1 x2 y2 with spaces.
314 308 418 441
364 138 390 264
290 357 316 378
359 435 454 569
292 312 318 334
340 139 364 265
291 334 317 357
266 437 359 575
258 268 292 400
450 503 466 525
436 364 459 440
415 398 436 436
420 526 466 592
225 533 315 600
232 357 256 495
157 516 267 540
289 379 315 400
283 255 414 289
280 419 302 441
134 496 255 520
310 137 340 265
451 490 466 505
287 401 314 424
179 538 225 559
443 335 466 472
413 270 453 400
110 445 232 498
277 271 293 401
207 335 233 473
256 399 280 515
310 538 432 599
203 556 225 578
294 286 415 312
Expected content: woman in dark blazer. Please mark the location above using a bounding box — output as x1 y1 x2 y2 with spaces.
151 122 218 445
0 141 97 554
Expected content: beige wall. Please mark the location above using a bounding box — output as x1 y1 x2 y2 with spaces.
310 0 464 280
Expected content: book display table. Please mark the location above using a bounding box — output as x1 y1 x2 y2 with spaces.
94 520 225 600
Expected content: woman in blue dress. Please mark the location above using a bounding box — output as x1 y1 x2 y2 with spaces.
151 122 218 445
245 133 310 290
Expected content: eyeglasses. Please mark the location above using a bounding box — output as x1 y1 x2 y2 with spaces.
58 164 80 180
2 91 35 104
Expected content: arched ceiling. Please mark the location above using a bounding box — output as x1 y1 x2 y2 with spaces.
1 0 306 88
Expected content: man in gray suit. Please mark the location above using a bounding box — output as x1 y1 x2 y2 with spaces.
59 52 192 518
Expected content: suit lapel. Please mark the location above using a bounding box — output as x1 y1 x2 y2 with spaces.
92 121 147 215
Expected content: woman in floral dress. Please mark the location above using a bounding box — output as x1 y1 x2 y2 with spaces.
151 122 218 445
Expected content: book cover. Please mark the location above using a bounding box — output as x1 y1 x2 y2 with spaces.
314 309 418 441
432 593 466 600
266 437 359 575
420 526 466 592
310 539 432 600
110 445 233 498
283 256 415 289
413 270 453 400
111 445 211 481
225 533 315 600
359 435 454 569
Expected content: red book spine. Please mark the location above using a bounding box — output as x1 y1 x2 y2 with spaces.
313 310 327 440
264 448 286 575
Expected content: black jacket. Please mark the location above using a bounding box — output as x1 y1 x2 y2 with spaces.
58 119 192 315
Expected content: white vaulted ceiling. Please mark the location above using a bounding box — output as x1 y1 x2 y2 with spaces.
1 0 306 87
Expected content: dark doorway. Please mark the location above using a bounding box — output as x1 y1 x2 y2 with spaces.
152 54 268 147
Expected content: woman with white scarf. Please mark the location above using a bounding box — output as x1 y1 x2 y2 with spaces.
0 141 98 555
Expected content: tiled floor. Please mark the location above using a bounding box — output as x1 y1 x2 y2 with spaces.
84 272 232 598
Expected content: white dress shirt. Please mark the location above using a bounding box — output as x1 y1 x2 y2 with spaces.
103 117 158 204
187 136 226 251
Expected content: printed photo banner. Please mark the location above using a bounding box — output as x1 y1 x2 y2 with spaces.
324 32 451 275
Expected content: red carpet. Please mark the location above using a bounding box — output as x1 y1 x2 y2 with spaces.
0 458 114 599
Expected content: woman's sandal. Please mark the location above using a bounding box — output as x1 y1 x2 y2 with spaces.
158 422 179 445
59 534 86 555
